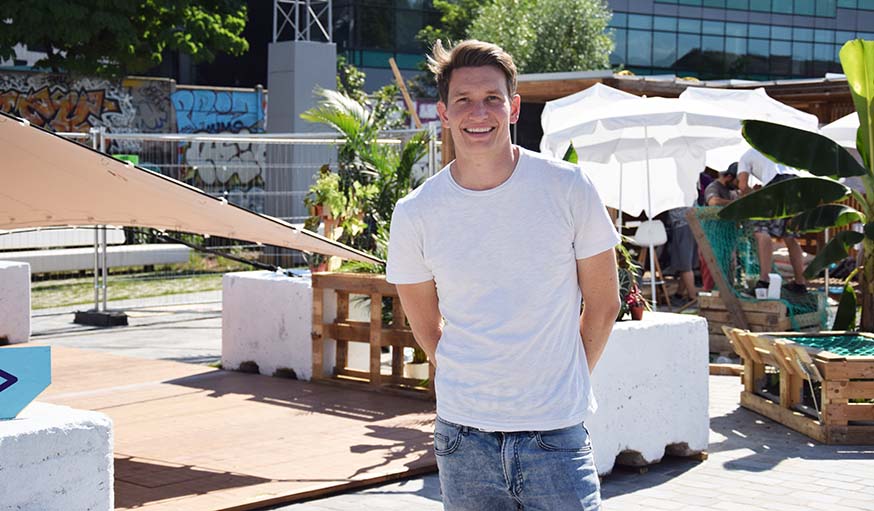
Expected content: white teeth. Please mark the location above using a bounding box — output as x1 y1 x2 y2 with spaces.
465 127 492 133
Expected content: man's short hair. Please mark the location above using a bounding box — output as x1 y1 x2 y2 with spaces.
722 162 738 178
427 40 518 104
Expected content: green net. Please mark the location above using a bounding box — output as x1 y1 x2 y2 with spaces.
694 206 827 330
784 334 874 357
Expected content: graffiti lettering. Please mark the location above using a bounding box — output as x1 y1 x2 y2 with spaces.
171 89 264 134
0 86 121 132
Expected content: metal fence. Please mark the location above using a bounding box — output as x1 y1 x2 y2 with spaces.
5 126 439 314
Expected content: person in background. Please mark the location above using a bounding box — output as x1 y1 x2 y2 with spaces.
664 205 698 307
737 148 807 294
705 162 738 206
387 40 620 510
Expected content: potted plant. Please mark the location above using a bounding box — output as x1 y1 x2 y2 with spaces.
403 347 430 380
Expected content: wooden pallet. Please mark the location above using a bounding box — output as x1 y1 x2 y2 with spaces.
724 327 874 444
311 272 435 399
700 293 821 354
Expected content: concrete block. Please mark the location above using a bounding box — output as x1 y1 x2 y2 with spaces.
0 402 113 511
588 312 709 475
0 261 30 344
223 271 334 380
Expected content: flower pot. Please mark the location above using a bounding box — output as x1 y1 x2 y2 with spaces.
403 362 429 380
629 304 644 321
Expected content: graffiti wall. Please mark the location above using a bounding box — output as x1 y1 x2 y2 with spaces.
172 88 267 213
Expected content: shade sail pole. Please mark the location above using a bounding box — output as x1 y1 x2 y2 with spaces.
618 162 624 231
644 123 656 310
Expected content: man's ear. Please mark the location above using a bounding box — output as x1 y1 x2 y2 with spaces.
437 101 449 129
510 94 521 124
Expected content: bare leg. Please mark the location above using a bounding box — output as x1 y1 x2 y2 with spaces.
783 237 807 285
755 232 773 282
680 270 698 300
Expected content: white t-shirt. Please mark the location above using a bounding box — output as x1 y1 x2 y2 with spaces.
386 147 620 431
737 148 799 185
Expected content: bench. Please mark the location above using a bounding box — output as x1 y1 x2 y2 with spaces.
0 228 190 274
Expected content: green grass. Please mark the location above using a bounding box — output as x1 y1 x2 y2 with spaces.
31 273 226 309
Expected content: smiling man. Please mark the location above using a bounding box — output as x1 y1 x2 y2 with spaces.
386 40 620 510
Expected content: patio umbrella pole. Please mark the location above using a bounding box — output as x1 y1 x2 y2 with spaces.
618 163 623 231
644 124 657 310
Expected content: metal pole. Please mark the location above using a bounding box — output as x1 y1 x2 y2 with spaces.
90 128 101 312
824 228 830 293
101 226 108 311
644 125 657 310
273 0 278 42
617 162 623 231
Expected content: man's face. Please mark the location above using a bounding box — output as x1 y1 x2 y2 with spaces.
725 175 737 189
437 65 521 157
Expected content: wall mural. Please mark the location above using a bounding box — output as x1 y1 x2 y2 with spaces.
171 88 267 213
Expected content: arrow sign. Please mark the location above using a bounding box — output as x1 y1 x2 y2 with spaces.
0 346 51 420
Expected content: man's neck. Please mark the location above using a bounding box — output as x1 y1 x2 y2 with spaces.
450 143 519 191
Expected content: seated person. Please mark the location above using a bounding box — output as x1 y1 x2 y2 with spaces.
738 148 807 294
705 163 738 206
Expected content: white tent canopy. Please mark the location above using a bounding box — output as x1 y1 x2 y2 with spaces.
821 112 860 148
678 87 820 171
0 113 381 264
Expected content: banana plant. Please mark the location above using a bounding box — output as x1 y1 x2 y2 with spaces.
718 39 874 330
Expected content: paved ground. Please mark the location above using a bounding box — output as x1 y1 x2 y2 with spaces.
30 294 874 511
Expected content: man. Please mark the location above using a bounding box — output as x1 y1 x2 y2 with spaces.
737 148 807 294
664 205 698 307
704 162 738 206
386 40 620 510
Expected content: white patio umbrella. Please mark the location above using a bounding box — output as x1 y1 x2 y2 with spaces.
678 87 820 171
821 112 860 149
541 94 746 305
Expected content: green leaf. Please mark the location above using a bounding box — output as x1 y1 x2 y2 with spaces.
840 39 874 171
865 222 874 239
718 177 849 221
563 145 578 164
743 120 868 178
804 230 865 279
832 269 859 331
788 204 865 233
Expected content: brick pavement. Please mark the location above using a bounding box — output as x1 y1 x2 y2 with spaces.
270 375 874 511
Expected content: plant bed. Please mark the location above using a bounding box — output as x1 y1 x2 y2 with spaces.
311 271 434 399
724 328 874 444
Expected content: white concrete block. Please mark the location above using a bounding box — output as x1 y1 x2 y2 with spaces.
588 312 710 475
223 271 334 380
0 261 30 344
0 402 114 511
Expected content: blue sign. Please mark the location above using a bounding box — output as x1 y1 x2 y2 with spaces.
0 346 51 420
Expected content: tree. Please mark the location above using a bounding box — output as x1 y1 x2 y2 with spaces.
0 0 248 77
466 0 613 74
416 0 482 49
719 40 874 330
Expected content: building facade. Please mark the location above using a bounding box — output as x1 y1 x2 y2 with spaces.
607 0 874 79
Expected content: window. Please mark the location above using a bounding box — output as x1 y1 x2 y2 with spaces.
678 0 703 5
793 42 813 75
748 38 769 56
702 0 726 6
678 33 701 60
702 35 724 53
653 32 678 67
395 9 424 52
702 20 724 35
725 0 749 7
859 0 874 9
793 27 814 42
654 16 677 31
772 0 793 13
814 43 835 62
816 0 837 16
772 26 792 40
725 37 747 55
627 30 652 66
749 25 770 38
795 0 815 15
750 0 771 11
611 12 628 27
837 0 857 7
628 14 653 30
611 28 628 65
814 29 835 43
835 31 856 44
725 22 747 37
678 18 701 33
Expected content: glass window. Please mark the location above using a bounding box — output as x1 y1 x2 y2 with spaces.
725 22 747 37
361 49 394 67
772 0 792 13
611 28 627 66
359 6 393 49
748 38 769 56
678 0 703 5
395 9 424 52
749 25 770 38
793 42 813 75
815 29 835 43
627 31 652 66
859 32 874 39
772 26 792 40
725 37 746 55
703 0 725 6
793 27 814 41
771 40 791 56
611 12 627 27
725 0 749 7
628 14 653 30
837 0 857 7
702 21 724 35
859 0 874 9
771 40 792 75
653 32 678 67
795 0 815 15
678 33 701 60
815 43 834 62
678 18 701 33
816 0 837 16
750 0 771 10
654 16 677 31
835 31 856 43
702 35 724 52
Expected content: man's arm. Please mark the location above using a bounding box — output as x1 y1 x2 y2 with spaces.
737 172 752 195
578 248 621 373
707 195 732 206
396 280 442 366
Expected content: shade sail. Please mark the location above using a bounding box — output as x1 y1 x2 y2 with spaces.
821 112 859 148
0 113 381 264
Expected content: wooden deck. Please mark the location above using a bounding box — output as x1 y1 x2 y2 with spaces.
40 346 437 511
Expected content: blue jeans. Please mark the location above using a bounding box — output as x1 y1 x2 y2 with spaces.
434 416 602 510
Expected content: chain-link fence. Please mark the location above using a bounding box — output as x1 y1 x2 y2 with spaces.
3 126 438 314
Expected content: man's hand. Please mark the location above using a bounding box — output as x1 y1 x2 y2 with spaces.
578 248 621 373
396 280 443 366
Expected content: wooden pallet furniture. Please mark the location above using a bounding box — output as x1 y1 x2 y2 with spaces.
311 272 435 399
700 292 822 354
723 327 874 444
